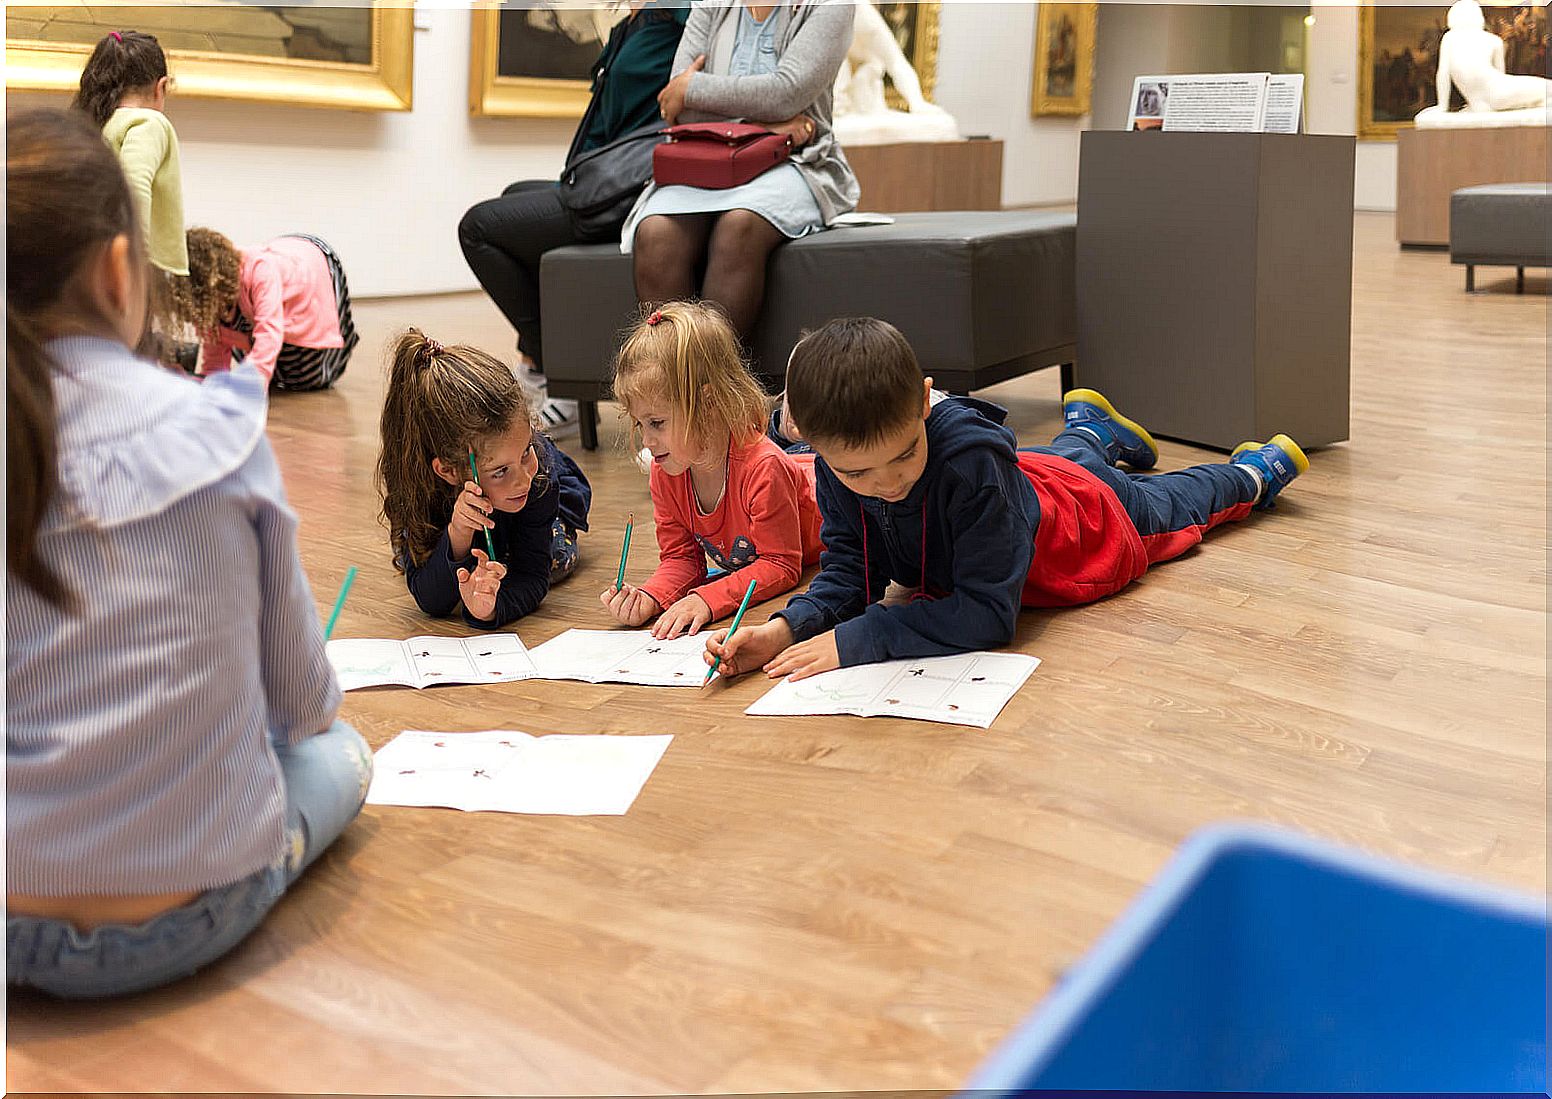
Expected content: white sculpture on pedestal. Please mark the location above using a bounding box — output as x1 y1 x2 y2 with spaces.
833 0 960 146
1415 0 1549 129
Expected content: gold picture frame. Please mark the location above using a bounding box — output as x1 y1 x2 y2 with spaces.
1358 2 1548 141
5 2 414 112
878 1 941 110
1030 2 1097 117
470 4 622 119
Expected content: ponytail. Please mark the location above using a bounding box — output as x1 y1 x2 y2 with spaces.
72 30 168 128
377 329 538 571
6 311 72 608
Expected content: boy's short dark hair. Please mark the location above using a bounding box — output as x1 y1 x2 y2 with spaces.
785 317 923 446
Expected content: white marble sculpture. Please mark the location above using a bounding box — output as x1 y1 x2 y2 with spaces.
832 0 960 145
1415 0 1549 129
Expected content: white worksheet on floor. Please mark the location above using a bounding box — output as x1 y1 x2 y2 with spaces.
326 634 538 691
528 629 712 687
366 729 673 814
745 651 1041 729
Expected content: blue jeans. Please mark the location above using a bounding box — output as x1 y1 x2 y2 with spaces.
7 720 371 999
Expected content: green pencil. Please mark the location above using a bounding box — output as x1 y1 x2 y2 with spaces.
704 577 758 686
323 565 358 641
467 450 497 560
616 512 634 591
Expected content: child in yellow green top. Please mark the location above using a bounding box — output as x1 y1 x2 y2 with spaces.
74 30 187 278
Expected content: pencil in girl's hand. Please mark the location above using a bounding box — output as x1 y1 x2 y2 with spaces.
324 565 358 641
704 577 758 687
467 450 498 560
616 512 634 591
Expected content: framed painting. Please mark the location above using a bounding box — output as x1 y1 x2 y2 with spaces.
469 3 624 118
1030 1 1097 117
1359 1 1547 140
876 1 941 109
5 2 414 112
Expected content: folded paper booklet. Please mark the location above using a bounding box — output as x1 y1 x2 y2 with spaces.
527 629 712 687
746 651 1040 729
326 634 537 691
366 729 672 815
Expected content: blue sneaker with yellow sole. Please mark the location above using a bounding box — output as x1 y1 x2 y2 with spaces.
1231 434 1309 510
1062 388 1160 470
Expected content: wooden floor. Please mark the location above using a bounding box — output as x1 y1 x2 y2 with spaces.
9 214 1546 1092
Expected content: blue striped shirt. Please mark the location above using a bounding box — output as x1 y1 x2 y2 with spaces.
6 338 341 894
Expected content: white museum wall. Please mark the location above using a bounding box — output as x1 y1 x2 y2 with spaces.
1304 4 1397 210
933 2 1085 207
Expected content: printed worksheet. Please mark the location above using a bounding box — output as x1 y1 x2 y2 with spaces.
327 634 538 691
745 651 1040 729
528 629 712 687
366 729 672 815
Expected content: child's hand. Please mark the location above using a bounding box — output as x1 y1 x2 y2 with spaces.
600 582 661 627
448 480 494 558
704 617 795 678
762 629 840 682
653 593 713 639
457 548 507 622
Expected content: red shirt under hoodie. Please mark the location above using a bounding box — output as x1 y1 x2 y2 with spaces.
639 435 824 618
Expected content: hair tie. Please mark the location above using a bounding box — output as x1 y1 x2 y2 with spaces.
646 309 663 326
110 30 124 42
415 338 443 369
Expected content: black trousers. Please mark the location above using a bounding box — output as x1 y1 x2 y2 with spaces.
459 180 613 371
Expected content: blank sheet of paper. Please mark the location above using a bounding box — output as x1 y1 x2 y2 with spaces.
366 729 672 815
745 651 1040 729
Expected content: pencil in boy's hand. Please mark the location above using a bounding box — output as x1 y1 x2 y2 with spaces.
616 512 634 591
704 577 758 687
324 565 358 642
468 450 498 560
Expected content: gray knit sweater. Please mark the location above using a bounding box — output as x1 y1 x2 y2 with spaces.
675 0 859 223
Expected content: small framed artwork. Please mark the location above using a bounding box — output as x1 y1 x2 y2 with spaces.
1030 2 1098 117
5 2 413 112
1359 2 1547 140
469 4 624 118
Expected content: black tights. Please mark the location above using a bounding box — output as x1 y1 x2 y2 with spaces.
632 209 786 340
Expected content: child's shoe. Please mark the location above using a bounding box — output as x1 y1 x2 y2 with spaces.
1231 434 1309 509
1062 388 1159 469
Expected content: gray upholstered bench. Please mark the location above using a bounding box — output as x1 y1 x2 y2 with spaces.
539 211 1077 449
1450 183 1550 293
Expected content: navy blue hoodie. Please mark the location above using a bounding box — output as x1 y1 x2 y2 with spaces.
777 399 1042 666
405 437 591 629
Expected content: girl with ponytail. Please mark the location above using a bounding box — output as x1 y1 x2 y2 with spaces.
377 330 593 627
7 108 369 1000
73 30 188 280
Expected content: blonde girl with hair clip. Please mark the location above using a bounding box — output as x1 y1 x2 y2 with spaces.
602 300 822 638
378 330 592 628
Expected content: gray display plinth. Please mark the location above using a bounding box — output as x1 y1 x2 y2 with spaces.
1076 132 1354 451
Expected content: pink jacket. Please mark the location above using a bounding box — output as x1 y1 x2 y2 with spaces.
201 237 343 381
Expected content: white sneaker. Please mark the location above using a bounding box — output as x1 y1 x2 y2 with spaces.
539 397 580 438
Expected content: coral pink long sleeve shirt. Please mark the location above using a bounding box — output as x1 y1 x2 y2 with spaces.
639 436 823 618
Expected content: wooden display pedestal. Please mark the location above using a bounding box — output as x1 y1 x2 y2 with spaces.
1075 131 1355 451
1396 126 1548 247
846 139 1003 212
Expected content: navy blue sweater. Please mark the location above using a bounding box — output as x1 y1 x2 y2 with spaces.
777 399 1042 666
405 438 591 629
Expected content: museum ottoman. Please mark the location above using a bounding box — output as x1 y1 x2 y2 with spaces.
540 211 1078 449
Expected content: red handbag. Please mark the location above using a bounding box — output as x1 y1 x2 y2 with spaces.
652 122 793 189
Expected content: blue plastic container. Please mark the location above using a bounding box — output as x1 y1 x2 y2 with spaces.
967 823 1546 1093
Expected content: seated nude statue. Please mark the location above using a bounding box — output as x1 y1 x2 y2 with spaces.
1433 0 1548 114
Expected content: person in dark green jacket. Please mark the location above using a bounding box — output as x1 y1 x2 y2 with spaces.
459 1 686 434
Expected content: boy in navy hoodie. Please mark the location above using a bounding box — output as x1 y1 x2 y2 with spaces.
706 317 1309 680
